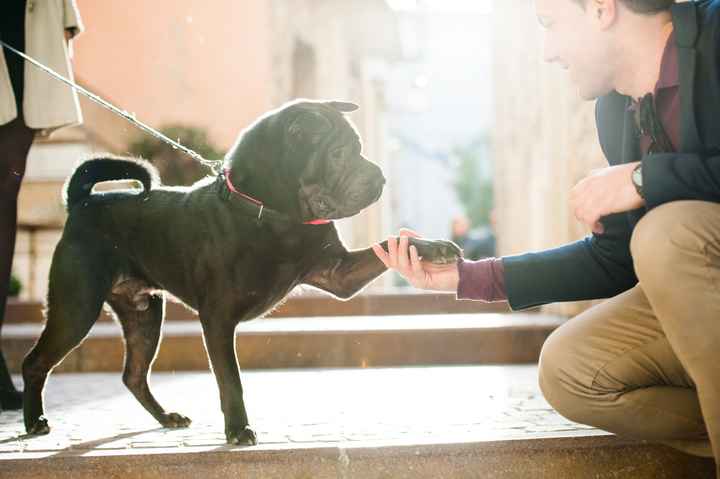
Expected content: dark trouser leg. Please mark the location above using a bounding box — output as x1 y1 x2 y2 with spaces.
0 115 34 409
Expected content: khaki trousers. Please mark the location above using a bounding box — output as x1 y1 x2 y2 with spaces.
538 201 720 470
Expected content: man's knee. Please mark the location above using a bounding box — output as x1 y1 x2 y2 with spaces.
630 201 720 279
538 326 595 424
630 202 681 262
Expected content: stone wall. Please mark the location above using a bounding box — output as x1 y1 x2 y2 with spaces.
492 0 606 316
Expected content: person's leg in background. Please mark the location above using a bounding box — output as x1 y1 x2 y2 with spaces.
0 0 32 408
538 284 713 457
0 114 34 410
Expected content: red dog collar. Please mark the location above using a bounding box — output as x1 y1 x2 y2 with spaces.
224 169 330 225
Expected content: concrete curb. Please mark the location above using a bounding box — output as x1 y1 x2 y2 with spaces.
0 435 714 479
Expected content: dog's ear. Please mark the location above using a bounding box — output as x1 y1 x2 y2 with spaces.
326 101 359 113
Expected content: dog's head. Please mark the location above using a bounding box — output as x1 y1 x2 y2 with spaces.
224 100 386 222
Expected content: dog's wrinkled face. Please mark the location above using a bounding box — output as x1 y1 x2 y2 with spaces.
283 101 386 221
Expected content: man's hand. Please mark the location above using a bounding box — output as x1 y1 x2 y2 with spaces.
371 228 460 292
570 162 645 234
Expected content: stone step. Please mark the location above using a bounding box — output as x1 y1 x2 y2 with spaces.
0 436 715 479
4 292 510 324
2 314 562 372
0 367 714 478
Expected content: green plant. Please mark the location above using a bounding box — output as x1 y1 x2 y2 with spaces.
8 274 21 297
452 135 493 228
128 125 225 186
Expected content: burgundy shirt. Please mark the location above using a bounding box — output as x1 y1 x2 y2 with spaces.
457 31 680 303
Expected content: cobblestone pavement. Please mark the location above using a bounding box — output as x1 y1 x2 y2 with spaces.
0 365 603 458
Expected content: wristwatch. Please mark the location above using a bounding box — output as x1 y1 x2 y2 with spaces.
631 164 644 199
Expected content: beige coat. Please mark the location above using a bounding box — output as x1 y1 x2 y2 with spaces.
0 0 83 135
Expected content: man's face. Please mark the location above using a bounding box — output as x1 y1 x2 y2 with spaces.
536 0 616 100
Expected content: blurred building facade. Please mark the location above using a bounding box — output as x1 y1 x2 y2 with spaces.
14 0 400 300
383 3 494 240
491 0 606 315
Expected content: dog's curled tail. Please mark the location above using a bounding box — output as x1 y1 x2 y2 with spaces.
64 156 160 211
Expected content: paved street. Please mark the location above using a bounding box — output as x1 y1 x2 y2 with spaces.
0 365 602 458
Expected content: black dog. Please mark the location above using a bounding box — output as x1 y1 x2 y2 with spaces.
22 99 461 444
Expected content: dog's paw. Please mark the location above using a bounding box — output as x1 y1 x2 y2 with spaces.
159 412 192 428
226 425 257 446
410 238 463 264
26 416 50 435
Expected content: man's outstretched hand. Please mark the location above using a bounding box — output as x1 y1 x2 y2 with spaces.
372 228 460 292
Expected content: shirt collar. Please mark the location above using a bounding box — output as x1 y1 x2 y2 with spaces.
627 29 679 111
655 29 679 91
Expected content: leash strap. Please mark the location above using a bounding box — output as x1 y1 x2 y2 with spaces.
0 40 218 172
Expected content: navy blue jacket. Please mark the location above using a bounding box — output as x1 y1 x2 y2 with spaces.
503 0 720 310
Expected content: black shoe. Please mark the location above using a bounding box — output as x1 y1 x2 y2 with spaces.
0 389 22 410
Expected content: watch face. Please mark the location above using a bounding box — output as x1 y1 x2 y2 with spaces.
633 166 642 187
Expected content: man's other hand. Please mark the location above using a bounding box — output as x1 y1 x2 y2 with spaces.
570 162 645 234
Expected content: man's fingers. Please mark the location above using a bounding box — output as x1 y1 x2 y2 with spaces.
371 244 390 267
409 245 424 278
399 228 421 238
387 236 398 268
397 235 410 271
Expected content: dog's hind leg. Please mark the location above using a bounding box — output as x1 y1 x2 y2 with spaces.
108 293 191 428
22 241 113 435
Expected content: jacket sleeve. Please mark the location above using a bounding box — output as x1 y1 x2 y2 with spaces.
642 151 720 209
63 0 84 37
502 210 638 311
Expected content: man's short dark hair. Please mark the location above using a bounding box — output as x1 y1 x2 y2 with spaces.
573 0 675 14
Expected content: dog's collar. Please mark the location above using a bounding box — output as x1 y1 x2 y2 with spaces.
222 168 331 225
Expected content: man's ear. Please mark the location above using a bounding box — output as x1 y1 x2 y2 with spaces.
593 0 617 31
326 101 359 113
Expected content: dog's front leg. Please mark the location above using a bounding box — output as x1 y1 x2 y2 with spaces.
303 248 387 299
199 315 257 445
303 238 461 299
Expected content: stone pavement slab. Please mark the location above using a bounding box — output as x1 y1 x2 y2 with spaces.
0 366 714 478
